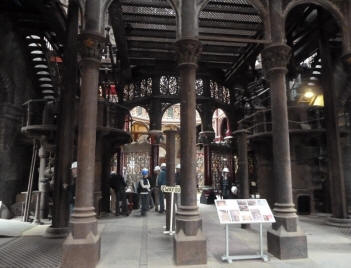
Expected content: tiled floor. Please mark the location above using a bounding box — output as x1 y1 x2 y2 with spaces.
1 202 351 268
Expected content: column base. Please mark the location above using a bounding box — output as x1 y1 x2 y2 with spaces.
267 227 307 259
326 216 351 228
174 229 207 265
62 231 101 268
44 226 69 238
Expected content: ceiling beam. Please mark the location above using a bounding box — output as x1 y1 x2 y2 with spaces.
126 23 257 37
126 40 243 54
126 36 248 47
123 14 262 31
128 50 237 63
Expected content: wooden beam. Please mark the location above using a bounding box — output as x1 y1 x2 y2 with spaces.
199 35 270 44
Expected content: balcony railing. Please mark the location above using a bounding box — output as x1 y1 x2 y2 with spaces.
238 106 350 137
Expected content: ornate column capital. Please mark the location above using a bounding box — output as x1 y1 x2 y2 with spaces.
78 33 105 65
262 43 291 81
198 131 215 145
149 129 163 144
175 38 202 68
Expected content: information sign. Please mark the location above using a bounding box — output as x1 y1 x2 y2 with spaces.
215 199 275 225
161 185 181 193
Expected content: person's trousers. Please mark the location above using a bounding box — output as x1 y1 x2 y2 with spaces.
115 190 128 216
140 192 149 216
152 187 159 211
159 189 165 212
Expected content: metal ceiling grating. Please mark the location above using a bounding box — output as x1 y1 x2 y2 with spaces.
200 11 261 23
122 5 175 17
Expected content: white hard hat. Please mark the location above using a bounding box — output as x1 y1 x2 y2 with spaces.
154 166 160 171
71 162 77 169
222 167 230 173
176 164 181 169
161 163 166 168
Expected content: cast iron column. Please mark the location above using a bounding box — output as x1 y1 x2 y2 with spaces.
262 0 307 259
198 129 215 204
101 146 113 213
319 23 348 220
165 130 177 231
342 53 351 214
262 43 307 259
174 38 207 265
149 75 162 175
38 139 49 219
235 130 249 200
149 130 162 175
234 130 249 229
46 0 78 237
199 102 215 187
203 141 211 186
62 32 104 267
94 134 103 217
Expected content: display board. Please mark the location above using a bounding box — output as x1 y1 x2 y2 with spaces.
215 199 275 224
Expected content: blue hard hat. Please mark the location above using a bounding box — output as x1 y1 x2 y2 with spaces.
141 168 149 176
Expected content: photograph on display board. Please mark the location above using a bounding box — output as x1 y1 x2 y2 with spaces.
239 205 249 211
247 200 257 206
250 208 263 221
216 200 226 207
240 213 253 222
215 199 275 224
263 214 274 222
256 199 268 206
229 210 240 222
237 200 247 206
218 209 231 223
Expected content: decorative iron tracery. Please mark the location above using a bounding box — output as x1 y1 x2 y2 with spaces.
210 80 231 104
160 75 179 95
123 76 231 107
123 78 152 101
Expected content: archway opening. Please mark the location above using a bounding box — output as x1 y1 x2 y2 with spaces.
212 108 229 142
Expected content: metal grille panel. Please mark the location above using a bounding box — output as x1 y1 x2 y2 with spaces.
0 237 63 268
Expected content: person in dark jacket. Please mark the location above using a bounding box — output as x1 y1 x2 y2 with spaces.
157 163 167 213
220 167 234 199
139 168 151 216
110 172 128 216
175 164 181 208
151 166 160 211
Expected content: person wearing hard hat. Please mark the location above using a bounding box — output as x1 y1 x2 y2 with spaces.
157 163 166 213
220 167 234 199
152 166 161 212
175 164 181 208
138 168 151 216
69 161 78 212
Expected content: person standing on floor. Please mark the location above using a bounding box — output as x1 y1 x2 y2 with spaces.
175 164 181 208
220 167 234 199
138 168 151 216
157 163 166 213
151 166 160 211
110 171 128 216
68 161 77 213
